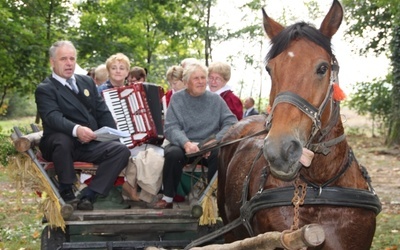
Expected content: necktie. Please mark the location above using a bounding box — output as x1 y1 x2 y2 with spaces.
66 78 79 94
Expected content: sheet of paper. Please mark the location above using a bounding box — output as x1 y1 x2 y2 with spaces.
94 126 130 142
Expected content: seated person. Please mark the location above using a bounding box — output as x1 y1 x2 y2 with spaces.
94 64 108 86
181 57 199 68
127 66 147 85
164 65 185 107
243 97 259 117
97 53 130 94
35 40 131 211
152 62 238 209
208 61 243 120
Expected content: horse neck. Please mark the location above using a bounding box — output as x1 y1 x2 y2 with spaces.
301 113 355 186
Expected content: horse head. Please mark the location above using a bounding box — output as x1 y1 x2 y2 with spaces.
262 0 344 181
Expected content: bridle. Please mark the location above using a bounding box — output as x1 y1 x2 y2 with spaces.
265 56 345 155
184 56 381 250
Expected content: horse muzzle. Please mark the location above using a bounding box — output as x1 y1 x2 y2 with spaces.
263 134 304 181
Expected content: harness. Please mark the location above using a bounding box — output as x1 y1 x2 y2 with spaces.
183 57 382 250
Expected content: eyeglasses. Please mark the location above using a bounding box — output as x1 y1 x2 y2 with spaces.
208 77 223 84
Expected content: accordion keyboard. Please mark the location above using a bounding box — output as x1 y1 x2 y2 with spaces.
102 84 158 148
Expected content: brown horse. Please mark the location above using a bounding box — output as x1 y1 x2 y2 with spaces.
217 1 381 249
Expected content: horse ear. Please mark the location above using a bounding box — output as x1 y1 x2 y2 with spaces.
262 8 284 39
319 0 343 39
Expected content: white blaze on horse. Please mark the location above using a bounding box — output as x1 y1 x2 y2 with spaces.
213 1 381 250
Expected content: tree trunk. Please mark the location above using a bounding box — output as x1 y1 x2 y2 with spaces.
387 24 400 146
204 0 212 66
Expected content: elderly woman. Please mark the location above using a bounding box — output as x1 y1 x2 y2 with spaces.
97 53 130 94
152 62 238 209
164 65 185 107
208 61 243 120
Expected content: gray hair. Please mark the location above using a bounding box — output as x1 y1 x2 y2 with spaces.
49 40 76 59
182 62 208 84
181 58 199 68
208 61 231 82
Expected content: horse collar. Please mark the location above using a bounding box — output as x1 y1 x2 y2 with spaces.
300 148 354 189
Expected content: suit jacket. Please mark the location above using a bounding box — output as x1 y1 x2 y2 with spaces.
35 74 116 139
244 107 259 117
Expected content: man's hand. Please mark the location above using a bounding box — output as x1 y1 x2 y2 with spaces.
184 141 200 154
76 126 96 143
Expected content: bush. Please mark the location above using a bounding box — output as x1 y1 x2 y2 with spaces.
345 76 392 136
0 134 17 166
3 93 36 119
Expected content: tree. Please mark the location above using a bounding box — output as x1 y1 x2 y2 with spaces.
73 0 210 86
0 0 223 118
0 0 73 120
346 77 392 136
225 0 322 111
342 0 400 145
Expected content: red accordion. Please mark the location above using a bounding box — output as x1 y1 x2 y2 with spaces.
102 83 164 148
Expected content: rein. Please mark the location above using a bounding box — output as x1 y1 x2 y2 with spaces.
184 147 382 250
185 128 269 159
184 58 382 249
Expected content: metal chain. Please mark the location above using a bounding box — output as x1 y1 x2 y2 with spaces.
290 178 307 231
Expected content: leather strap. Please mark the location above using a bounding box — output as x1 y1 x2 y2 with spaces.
185 128 268 158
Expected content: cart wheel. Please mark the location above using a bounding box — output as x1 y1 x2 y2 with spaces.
41 225 66 250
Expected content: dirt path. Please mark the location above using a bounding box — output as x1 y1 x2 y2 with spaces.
343 107 400 214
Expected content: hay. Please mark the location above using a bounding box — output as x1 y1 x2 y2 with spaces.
8 154 66 231
199 178 218 226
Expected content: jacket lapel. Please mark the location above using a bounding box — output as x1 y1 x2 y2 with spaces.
49 77 90 118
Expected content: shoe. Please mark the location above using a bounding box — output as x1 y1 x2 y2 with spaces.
152 199 173 209
173 194 185 202
60 188 79 205
76 187 97 211
77 197 94 210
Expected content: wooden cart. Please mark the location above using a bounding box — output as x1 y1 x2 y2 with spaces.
11 125 325 250
11 124 223 249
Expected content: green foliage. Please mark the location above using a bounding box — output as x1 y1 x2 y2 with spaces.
0 134 17 167
346 76 392 135
3 93 36 118
387 24 400 145
342 0 400 144
73 0 209 84
0 118 34 167
347 77 392 119
341 0 396 56
0 0 74 117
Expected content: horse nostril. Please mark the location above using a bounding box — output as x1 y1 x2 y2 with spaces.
283 139 302 162
263 136 302 165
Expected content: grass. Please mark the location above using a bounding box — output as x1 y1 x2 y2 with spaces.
0 166 42 250
0 116 37 135
0 117 42 249
373 213 400 250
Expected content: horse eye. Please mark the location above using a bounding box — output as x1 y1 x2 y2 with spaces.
265 66 271 75
317 65 328 75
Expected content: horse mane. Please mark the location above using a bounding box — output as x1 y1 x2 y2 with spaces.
266 22 333 62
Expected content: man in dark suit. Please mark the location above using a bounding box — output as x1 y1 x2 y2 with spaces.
35 40 131 210
243 97 259 117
